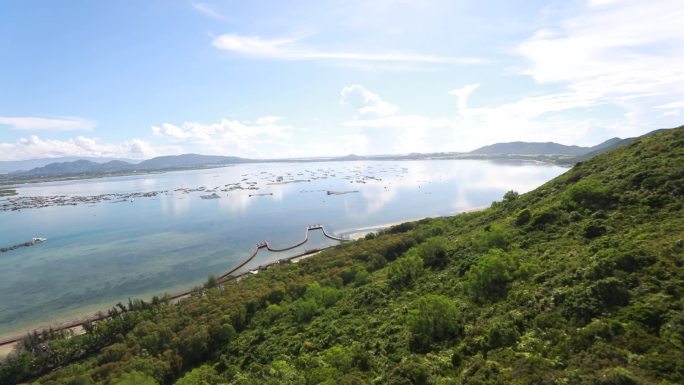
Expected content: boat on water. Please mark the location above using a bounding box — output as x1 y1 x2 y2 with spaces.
32 237 47 243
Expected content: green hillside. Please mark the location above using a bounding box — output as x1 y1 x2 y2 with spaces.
2 127 683 384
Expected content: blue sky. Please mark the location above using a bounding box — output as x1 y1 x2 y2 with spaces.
1 0 682 160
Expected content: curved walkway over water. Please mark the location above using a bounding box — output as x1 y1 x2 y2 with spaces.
0 224 348 348
216 224 348 281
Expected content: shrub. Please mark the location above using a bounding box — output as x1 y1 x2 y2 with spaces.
353 269 370 286
587 248 656 279
174 364 223 385
177 324 210 365
321 346 354 372
408 295 462 352
111 371 158 385
564 179 615 210
530 207 559 229
560 286 602 324
409 236 449 269
593 277 630 308
464 249 517 303
479 224 512 251
204 274 217 289
659 313 684 350
292 299 320 324
621 299 669 334
598 367 639 385
367 253 387 271
641 194 667 208
561 279 629 324
481 319 519 353
304 282 342 308
503 190 519 203
584 220 607 238
386 360 429 385
515 209 531 226
387 255 424 288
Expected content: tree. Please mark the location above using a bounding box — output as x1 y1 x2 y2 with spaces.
204 275 217 289
111 371 158 385
410 236 449 269
292 299 320 323
503 190 519 203
304 282 342 308
387 255 424 288
408 295 462 352
479 224 511 251
464 249 517 303
177 324 210 366
514 208 531 226
175 364 223 385
564 179 615 210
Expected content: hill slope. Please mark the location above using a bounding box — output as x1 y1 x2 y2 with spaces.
470 137 629 156
134 154 250 170
470 141 588 155
1 127 683 385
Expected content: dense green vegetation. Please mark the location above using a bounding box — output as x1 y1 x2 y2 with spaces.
1 127 683 384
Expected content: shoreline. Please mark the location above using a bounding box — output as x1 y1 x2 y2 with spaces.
0 229 345 358
0 209 489 358
338 206 487 240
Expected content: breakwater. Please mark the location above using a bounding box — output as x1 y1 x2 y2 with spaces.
0 238 46 253
0 224 348 348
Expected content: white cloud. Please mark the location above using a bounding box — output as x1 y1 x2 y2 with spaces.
340 84 621 153
212 34 483 64
345 115 458 153
152 116 292 156
656 101 684 110
344 115 454 131
151 123 193 140
191 2 227 20
517 0 684 99
430 0 684 147
340 85 398 117
0 135 173 161
341 85 459 153
0 116 95 131
449 84 479 116
656 101 684 117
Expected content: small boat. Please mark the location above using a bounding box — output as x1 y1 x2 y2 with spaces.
32 237 47 243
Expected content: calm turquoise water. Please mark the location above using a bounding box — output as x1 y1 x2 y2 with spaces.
0 160 566 336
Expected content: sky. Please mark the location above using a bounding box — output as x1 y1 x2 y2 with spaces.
1 0 683 161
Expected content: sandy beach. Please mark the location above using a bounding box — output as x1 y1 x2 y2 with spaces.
338 207 487 240
0 343 15 360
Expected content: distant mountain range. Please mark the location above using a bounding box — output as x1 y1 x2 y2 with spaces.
0 133 647 184
469 137 628 156
0 156 140 174
6 154 252 179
